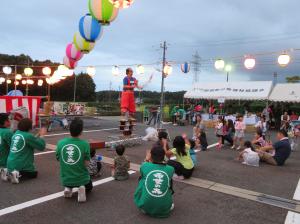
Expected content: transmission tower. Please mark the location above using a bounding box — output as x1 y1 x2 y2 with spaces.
192 51 201 83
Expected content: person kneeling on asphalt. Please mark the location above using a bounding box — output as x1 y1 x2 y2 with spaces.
56 118 93 203
7 118 46 184
134 145 175 218
256 129 291 166
0 113 14 181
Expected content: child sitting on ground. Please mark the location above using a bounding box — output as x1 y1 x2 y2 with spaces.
56 118 92 203
237 141 259 167
112 145 130 181
166 136 194 180
134 145 175 218
87 148 102 178
7 118 46 184
252 129 266 148
0 113 14 181
188 139 197 166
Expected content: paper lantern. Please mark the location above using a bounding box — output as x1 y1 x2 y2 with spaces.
66 43 84 61
7 80 12 84
0 77 5 83
42 67 52 76
109 0 134 9
278 54 290 67
63 56 78 69
24 67 33 76
163 64 172 76
15 74 22 80
27 79 34 85
181 62 190 73
38 79 43 86
87 66 96 77
136 65 144 74
73 32 95 53
215 59 225 71
21 80 27 85
2 66 12 75
89 0 119 25
112 66 119 76
79 14 103 42
244 57 256 70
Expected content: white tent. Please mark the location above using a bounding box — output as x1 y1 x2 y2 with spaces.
184 81 273 101
269 83 300 102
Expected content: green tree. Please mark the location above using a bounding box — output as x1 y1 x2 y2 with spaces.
286 76 300 83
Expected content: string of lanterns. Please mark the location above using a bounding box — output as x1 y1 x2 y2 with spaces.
0 49 295 87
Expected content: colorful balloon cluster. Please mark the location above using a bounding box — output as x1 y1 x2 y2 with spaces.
63 0 134 70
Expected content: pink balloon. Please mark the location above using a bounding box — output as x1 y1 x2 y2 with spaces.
63 56 78 69
66 43 83 61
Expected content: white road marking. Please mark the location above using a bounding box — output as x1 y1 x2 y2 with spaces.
34 151 56 156
0 171 136 217
285 178 300 224
293 179 300 201
44 128 118 137
285 212 300 224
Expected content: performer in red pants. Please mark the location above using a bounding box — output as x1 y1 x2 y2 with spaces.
121 68 142 119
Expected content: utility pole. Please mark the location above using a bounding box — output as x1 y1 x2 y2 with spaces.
109 81 112 104
159 41 167 128
273 72 278 85
192 51 201 83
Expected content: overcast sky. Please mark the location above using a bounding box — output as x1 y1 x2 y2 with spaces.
0 0 300 91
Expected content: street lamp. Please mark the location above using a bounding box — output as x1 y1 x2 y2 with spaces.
225 64 232 82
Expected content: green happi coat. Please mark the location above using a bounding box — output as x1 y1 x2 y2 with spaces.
56 138 91 187
0 128 14 168
134 162 174 218
7 130 46 172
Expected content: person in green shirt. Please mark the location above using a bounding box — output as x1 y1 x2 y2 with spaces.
56 118 92 203
0 113 14 181
134 145 175 218
166 136 194 180
7 118 46 184
170 105 179 125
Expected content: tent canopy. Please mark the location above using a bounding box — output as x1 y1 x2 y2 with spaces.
184 81 273 101
269 83 300 102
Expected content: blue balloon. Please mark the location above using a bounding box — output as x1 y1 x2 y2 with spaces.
79 14 103 42
181 62 190 73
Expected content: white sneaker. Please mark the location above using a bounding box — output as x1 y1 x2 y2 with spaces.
172 174 184 180
78 186 86 203
170 203 175 211
64 187 73 198
0 168 8 181
10 170 20 184
231 145 236 149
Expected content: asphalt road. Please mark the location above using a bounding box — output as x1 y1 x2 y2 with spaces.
0 117 299 224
